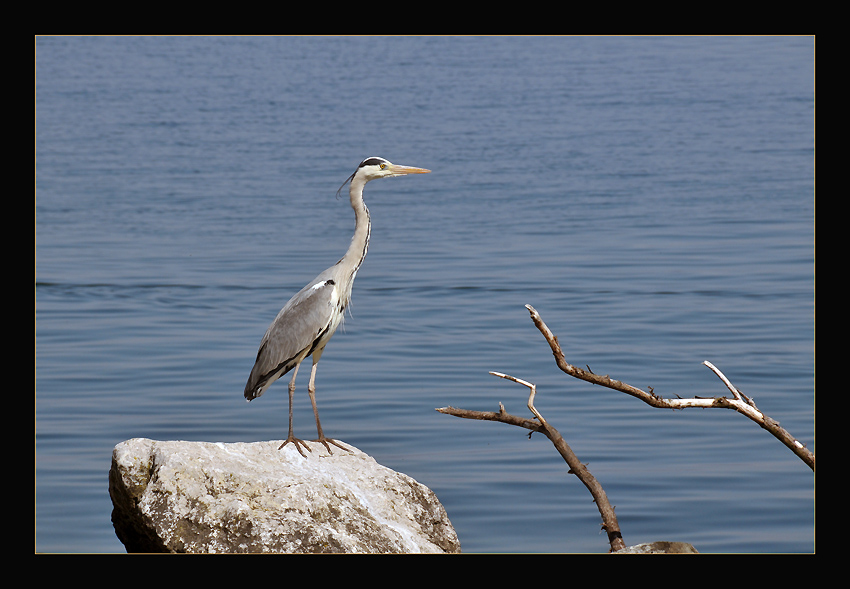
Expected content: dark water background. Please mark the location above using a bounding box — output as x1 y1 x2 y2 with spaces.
36 36 814 553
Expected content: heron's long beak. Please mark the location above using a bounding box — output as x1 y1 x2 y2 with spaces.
388 164 431 176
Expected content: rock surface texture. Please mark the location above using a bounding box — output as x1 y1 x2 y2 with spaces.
109 438 461 553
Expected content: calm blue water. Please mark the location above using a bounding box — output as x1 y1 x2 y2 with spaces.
36 36 814 553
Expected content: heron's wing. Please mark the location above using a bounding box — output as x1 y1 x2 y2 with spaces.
244 277 339 400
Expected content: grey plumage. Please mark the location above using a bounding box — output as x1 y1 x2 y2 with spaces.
244 157 430 456
244 276 340 400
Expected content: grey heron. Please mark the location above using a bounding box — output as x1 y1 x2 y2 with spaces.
244 157 431 456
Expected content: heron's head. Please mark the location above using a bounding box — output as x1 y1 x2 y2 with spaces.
358 156 431 181
337 157 430 197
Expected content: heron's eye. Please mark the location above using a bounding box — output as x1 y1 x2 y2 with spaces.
380 163 386 169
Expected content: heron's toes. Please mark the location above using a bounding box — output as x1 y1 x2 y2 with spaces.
313 437 350 454
279 436 312 457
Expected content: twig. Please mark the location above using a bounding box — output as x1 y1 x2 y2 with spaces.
702 360 756 406
489 371 549 428
702 360 743 401
524 304 814 471
437 402 545 433
437 372 626 552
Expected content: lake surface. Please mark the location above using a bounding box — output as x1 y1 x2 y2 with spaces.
36 36 814 553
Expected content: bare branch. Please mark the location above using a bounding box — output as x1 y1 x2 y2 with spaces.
490 371 549 428
438 372 627 552
436 403 545 433
702 360 744 402
702 360 759 408
524 304 814 471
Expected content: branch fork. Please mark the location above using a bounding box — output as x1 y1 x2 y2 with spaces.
523 305 813 470
437 304 813 551
438 369 626 552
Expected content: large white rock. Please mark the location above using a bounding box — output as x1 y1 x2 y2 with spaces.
109 438 460 553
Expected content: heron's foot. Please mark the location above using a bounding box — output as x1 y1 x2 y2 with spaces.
312 436 350 454
279 435 312 457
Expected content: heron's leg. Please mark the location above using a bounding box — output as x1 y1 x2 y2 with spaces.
278 363 311 457
286 366 298 435
307 362 349 454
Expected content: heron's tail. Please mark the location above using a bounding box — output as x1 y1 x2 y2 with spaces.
244 381 262 401
244 368 272 401
244 340 301 401
244 361 268 401
244 358 294 401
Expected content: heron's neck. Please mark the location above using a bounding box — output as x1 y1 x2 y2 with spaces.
341 178 371 280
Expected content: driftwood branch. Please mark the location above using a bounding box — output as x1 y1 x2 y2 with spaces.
524 304 814 471
437 372 626 553
437 305 811 551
